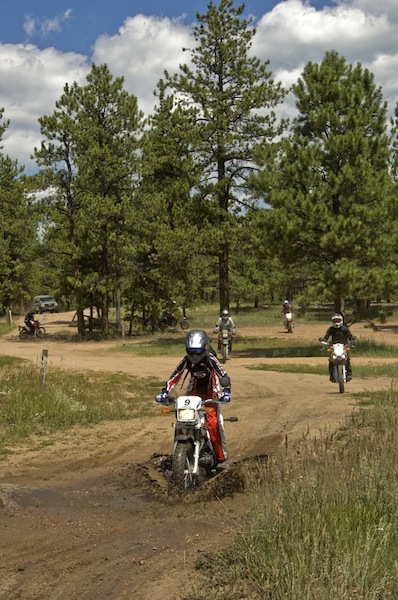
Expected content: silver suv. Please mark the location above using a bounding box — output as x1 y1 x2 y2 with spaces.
33 295 59 314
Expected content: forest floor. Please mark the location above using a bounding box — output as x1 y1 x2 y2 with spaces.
0 311 397 599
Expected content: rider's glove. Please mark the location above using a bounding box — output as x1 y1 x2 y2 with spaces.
220 390 231 403
156 389 168 403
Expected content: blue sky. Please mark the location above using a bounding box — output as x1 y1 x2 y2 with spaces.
2 0 333 54
0 0 397 171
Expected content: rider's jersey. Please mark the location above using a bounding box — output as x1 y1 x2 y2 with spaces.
215 316 235 332
322 325 354 344
163 352 230 399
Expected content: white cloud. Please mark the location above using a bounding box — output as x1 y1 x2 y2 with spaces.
0 44 88 171
23 9 73 40
92 15 193 115
252 0 398 119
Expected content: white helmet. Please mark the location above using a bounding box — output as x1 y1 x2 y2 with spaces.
332 314 343 329
283 300 289 306
221 309 229 318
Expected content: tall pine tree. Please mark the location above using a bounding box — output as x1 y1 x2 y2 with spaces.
164 0 286 311
252 50 397 314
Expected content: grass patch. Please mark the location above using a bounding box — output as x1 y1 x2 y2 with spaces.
112 335 398 361
0 364 163 450
114 337 186 356
249 362 398 379
185 386 398 600
0 355 27 368
0 322 15 337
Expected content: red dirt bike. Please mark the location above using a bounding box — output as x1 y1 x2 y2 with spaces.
19 320 46 340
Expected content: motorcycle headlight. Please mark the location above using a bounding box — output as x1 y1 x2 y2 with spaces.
178 408 196 421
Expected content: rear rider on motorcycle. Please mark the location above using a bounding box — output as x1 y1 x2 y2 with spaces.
214 309 237 351
24 310 37 335
282 300 291 314
320 314 356 381
156 330 232 463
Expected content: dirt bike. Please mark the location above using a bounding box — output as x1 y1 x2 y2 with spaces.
217 328 233 363
320 339 355 393
160 312 189 330
19 320 46 340
161 395 238 492
283 311 294 333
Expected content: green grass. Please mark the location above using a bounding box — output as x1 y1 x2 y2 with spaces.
249 362 398 378
112 334 398 360
185 386 398 600
0 322 15 337
0 363 163 451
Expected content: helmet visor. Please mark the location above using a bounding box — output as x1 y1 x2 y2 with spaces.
187 347 203 355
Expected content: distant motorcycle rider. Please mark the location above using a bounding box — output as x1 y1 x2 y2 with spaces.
155 330 232 463
281 300 292 315
320 313 356 381
214 309 237 352
24 310 37 335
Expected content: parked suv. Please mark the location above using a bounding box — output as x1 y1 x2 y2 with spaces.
33 295 59 314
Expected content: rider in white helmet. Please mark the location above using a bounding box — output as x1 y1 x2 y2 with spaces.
214 309 237 352
320 314 356 381
281 299 291 315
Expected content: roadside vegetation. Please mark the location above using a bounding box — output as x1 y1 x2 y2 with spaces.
0 361 162 453
186 385 398 599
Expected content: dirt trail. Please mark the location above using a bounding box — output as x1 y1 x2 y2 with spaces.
0 312 397 600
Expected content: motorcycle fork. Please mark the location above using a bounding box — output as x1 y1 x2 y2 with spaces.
333 362 346 382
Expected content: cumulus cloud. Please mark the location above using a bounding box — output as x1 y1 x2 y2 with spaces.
0 44 88 171
92 15 193 115
252 0 398 118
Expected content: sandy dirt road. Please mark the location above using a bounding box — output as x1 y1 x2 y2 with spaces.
0 312 396 600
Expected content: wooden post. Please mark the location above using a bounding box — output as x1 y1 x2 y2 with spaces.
40 349 48 390
121 323 126 345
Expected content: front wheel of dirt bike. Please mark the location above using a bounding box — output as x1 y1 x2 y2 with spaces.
36 327 46 339
222 344 227 363
287 321 293 333
337 364 345 394
180 318 189 330
172 443 196 491
19 328 28 340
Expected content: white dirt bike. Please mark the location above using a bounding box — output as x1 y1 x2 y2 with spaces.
161 395 238 492
283 312 294 333
215 327 236 363
218 329 233 363
320 339 355 393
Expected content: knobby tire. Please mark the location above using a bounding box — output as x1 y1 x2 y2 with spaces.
172 443 195 491
337 364 345 394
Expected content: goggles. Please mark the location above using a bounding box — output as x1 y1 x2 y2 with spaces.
187 347 203 355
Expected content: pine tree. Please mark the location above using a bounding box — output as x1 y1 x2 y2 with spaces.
164 0 286 312
252 50 397 314
34 64 144 335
